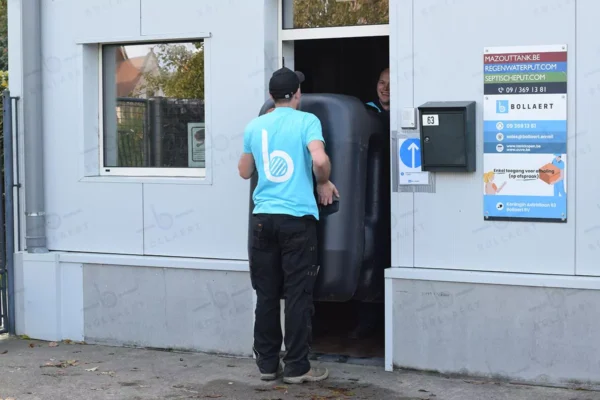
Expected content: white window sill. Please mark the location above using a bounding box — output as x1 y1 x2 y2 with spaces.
79 176 213 185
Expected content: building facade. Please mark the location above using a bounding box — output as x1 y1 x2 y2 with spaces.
7 0 600 387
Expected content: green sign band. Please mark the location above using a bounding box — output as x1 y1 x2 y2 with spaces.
484 72 567 84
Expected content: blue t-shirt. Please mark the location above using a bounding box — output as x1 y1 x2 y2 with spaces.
243 107 325 220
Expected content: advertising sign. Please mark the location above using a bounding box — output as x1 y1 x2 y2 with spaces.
187 122 206 168
483 44 567 222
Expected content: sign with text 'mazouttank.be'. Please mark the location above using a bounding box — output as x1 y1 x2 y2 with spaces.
483 44 567 223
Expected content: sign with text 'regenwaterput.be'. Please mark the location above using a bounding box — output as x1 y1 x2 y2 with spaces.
398 137 429 185
483 44 567 222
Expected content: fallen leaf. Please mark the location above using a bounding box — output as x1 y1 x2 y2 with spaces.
326 387 355 396
29 343 35 348
419 389 429 392
49 342 58 347
64 339 72 344
41 361 63 368
1 350 7 354
19 334 31 340
86 367 99 372
101 371 116 377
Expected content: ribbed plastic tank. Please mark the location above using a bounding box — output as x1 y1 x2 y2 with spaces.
352 110 391 303
247 94 389 302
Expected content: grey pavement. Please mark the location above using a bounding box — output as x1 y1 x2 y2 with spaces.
1 335 599 400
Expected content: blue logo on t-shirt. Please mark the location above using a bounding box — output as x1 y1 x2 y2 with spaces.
243 107 325 219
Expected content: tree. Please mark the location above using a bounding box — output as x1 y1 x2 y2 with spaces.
291 0 388 29
141 42 205 100
0 0 7 72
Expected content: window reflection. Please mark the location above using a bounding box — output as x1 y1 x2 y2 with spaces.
283 0 389 29
102 41 206 170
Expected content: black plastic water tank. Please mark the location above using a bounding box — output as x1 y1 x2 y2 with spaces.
247 94 388 302
352 110 391 303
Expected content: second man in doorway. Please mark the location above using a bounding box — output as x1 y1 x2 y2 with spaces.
366 67 390 114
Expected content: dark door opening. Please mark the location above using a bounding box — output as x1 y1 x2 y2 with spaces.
293 35 390 363
294 36 390 105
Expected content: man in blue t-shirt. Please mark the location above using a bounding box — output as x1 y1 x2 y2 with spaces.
238 67 339 384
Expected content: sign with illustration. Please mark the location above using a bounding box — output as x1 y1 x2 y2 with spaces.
187 122 206 168
482 44 567 222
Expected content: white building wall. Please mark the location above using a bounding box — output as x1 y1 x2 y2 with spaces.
10 0 278 259
574 0 600 276
389 0 600 276
9 0 277 354
388 0 600 385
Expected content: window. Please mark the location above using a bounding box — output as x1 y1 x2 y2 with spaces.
282 0 389 30
100 40 206 177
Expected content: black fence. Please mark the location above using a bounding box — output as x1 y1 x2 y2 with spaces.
113 97 205 168
0 90 16 335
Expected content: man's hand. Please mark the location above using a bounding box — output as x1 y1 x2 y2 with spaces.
317 181 340 206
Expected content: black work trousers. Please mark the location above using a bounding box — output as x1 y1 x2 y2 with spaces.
249 213 319 378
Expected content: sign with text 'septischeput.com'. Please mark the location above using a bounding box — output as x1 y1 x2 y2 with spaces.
483 44 567 223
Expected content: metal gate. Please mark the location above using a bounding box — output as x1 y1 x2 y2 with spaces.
0 90 17 335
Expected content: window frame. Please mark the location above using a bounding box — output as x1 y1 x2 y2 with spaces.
97 38 211 179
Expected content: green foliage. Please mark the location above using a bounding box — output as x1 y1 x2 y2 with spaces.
142 42 205 100
0 71 7 151
0 0 7 72
292 0 388 29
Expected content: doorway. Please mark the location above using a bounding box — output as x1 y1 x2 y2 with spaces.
284 35 390 363
293 36 389 103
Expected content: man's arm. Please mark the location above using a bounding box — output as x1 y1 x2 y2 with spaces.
238 125 256 179
304 115 330 184
238 153 255 179
308 140 330 184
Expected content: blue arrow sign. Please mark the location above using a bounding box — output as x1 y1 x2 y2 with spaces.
399 138 421 169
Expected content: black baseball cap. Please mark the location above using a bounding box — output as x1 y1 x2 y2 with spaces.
269 67 305 100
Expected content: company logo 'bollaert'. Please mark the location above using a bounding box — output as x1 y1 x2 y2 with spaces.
510 103 554 110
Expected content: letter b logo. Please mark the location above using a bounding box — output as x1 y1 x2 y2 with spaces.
261 129 294 183
496 100 509 114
